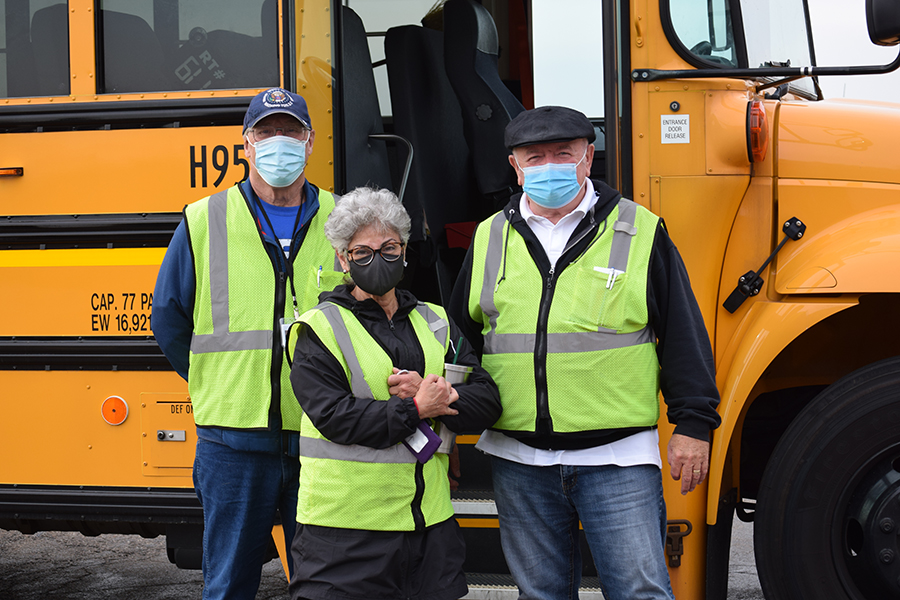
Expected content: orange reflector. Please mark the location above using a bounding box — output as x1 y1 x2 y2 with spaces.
456 435 481 445
456 518 500 529
101 395 129 426
0 167 24 177
746 101 769 163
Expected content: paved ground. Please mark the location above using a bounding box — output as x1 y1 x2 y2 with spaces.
727 519 765 600
0 519 763 599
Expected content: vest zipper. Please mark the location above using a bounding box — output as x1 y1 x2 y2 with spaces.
411 461 426 531
497 209 514 289
535 265 556 429
533 213 601 434
268 269 287 431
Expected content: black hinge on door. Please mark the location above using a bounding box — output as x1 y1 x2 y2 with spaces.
723 217 807 314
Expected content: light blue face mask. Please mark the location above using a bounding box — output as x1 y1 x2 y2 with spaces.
517 150 587 209
250 136 307 188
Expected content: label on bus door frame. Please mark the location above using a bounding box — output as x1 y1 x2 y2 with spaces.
661 115 691 144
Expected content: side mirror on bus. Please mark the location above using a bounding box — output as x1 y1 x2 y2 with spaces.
867 0 900 46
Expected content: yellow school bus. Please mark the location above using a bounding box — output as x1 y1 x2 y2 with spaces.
2 0 900 598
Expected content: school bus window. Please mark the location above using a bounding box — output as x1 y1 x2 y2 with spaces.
97 0 279 94
532 0 604 118
668 0 737 67
0 1 70 98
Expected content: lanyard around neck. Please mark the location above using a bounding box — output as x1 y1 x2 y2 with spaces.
253 188 305 320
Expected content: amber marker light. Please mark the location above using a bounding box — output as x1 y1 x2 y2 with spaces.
101 395 129 426
0 167 24 177
746 100 769 163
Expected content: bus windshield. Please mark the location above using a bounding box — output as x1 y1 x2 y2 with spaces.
669 0 816 96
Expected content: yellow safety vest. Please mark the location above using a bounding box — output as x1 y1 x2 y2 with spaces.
297 300 454 531
184 185 343 430
467 198 661 434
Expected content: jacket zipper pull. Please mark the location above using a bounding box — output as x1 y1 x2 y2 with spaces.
547 267 555 288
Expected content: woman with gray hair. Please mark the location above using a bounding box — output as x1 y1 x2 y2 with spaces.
288 187 500 600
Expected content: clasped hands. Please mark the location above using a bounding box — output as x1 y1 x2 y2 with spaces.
388 368 458 419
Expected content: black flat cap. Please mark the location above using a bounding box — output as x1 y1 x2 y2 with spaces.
505 106 595 149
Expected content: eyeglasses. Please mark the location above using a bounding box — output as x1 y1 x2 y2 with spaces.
249 126 309 142
346 241 404 266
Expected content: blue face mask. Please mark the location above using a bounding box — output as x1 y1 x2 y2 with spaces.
250 136 307 188
517 150 587 209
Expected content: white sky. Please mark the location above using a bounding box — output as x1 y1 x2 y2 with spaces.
808 0 900 101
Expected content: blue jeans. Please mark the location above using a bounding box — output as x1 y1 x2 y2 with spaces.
194 438 300 600
491 456 674 600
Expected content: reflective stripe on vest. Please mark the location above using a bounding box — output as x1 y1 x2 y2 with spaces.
190 190 272 354
300 436 417 464
484 327 654 355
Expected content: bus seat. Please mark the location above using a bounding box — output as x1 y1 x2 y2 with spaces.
339 6 393 194
202 29 278 88
590 127 607 182
385 24 481 304
166 15 277 92
30 4 69 96
443 0 525 210
101 11 167 93
385 24 478 242
257 0 280 85
261 0 277 43
5 3 38 98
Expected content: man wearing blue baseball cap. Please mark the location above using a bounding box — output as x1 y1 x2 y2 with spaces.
153 88 343 599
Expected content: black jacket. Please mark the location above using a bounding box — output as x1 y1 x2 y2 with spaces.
448 179 721 450
290 284 501 448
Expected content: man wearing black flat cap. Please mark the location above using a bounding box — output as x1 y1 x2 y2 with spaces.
450 106 720 600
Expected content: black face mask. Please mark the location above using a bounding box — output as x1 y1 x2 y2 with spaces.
348 254 405 297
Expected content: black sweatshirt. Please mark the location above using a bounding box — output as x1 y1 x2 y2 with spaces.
448 179 721 450
290 285 501 449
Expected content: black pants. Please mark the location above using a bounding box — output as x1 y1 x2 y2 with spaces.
289 518 468 600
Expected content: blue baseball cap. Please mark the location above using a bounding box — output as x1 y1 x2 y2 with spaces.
243 88 311 133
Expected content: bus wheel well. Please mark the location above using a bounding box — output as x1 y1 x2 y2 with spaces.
738 385 824 503
737 293 900 507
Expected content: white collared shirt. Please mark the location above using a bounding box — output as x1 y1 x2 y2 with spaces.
476 178 662 468
519 178 599 268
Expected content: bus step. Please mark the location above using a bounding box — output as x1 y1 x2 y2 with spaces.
452 497 497 516
462 573 605 599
